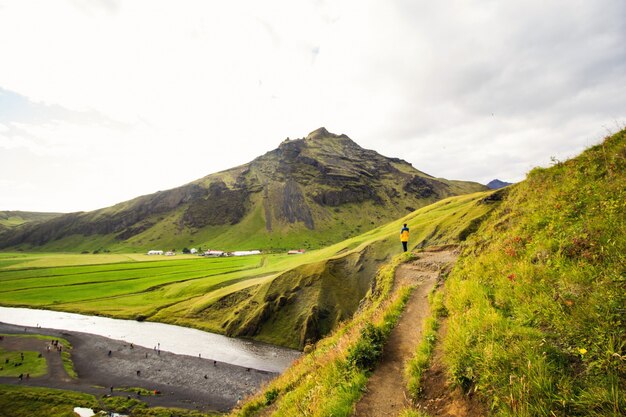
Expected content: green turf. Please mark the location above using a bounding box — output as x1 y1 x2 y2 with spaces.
0 334 76 378
0 385 97 417
0 384 219 417
0 349 46 377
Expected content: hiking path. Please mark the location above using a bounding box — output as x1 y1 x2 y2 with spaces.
352 247 481 417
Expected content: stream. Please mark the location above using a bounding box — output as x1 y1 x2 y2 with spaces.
0 306 300 373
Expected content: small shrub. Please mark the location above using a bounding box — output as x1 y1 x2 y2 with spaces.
347 323 385 371
264 388 279 405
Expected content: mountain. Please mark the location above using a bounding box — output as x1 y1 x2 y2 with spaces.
0 128 487 252
0 211 63 232
486 178 512 189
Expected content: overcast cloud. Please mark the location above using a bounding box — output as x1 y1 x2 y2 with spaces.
1 0 624 212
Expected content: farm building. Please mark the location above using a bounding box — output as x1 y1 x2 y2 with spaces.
165 251 176 256
204 250 225 257
287 249 306 255
147 250 163 255
231 250 261 257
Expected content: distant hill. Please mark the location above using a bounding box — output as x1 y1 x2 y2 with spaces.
486 178 512 189
0 128 487 252
0 211 63 232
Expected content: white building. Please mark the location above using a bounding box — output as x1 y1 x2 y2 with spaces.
231 250 262 257
147 250 163 255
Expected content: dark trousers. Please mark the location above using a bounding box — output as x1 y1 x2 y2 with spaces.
402 241 408 252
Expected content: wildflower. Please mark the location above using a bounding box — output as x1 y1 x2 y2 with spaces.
578 348 587 355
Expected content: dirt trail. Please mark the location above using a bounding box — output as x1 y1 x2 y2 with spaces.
412 320 487 417
352 248 458 417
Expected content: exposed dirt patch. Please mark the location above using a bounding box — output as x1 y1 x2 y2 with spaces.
352 248 459 417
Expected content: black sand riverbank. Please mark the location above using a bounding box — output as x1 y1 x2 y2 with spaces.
0 322 279 413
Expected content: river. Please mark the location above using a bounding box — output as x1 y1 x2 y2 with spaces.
0 306 300 373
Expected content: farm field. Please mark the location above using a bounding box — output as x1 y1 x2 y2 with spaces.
0 252 313 319
0 191 496 342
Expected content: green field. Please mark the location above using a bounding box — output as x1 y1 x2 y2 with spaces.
0 348 47 378
0 252 301 318
0 384 217 417
0 191 497 348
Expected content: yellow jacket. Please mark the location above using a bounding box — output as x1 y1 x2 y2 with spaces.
400 227 409 242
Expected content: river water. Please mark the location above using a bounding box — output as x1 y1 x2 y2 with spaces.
0 306 300 373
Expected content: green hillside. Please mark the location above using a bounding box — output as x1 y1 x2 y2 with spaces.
230 130 624 417
0 211 62 231
0 128 486 253
441 129 625 415
153 190 498 348
0 190 497 350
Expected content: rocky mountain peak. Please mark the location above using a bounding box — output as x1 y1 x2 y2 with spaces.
305 127 349 141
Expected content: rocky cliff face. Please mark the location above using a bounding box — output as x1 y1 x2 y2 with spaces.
0 128 487 251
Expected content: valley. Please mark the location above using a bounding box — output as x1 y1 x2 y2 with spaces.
0 129 623 417
0 190 495 349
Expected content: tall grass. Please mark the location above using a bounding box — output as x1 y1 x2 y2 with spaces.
442 130 626 416
230 253 415 417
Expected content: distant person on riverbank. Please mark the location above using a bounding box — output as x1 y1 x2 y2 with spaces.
400 224 410 252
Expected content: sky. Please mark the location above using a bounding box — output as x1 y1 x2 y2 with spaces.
1 0 624 213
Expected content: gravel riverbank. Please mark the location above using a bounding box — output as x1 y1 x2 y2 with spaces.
0 322 281 413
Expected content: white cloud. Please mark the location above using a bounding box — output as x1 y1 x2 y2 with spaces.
0 0 624 211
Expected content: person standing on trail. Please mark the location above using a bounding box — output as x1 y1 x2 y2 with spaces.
400 223 410 252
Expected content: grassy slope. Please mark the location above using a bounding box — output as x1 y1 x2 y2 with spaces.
152 191 497 348
0 211 62 226
15 184 483 254
230 253 415 417
442 130 625 415
0 211 62 231
228 187 501 416
26 179 485 254
0 191 497 351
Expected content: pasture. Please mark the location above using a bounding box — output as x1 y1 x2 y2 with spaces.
0 252 310 319
0 191 496 340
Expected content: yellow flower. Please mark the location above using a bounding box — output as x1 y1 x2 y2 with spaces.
578 348 587 355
